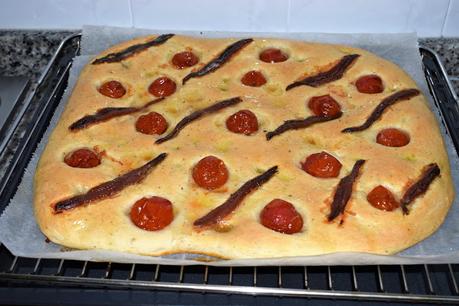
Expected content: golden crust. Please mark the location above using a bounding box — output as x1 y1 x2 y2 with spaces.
34 34 455 259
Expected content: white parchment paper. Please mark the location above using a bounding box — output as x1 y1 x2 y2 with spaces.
1 25 458 266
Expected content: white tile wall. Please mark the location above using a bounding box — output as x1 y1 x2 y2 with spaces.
443 0 459 37
0 0 131 29
288 0 450 37
130 0 289 32
0 0 457 37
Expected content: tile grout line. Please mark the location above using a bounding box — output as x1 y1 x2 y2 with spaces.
128 0 135 28
286 0 292 32
441 0 453 37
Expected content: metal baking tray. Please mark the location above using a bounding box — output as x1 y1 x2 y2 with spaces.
0 34 458 305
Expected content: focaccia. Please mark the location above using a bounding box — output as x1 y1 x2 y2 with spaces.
34 34 455 259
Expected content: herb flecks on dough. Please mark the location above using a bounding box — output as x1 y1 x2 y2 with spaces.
342 89 420 133
92 34 174 64
400 163 441 214
182 38 253 85
328 159 365 223
69 98 164 131
266 112 342 140
54 153 167 212
286 54 360 90
155 97 242 144
194 166 278 228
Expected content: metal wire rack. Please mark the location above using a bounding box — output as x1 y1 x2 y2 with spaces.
1 243 459 303
0 34 458 304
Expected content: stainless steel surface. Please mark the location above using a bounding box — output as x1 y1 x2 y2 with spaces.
351 265 358 291
56 259 64 276
203 265 208 284
154 264 160 281
0 76 28 128
421 46 459 101
424 264 434 294
79 261 88 277
0 33 81 199
0 76 29 154
0 34 79 158
400 265 409 293
327 266 333 290
278 266 282 287
32 258 41 275
104 262 112 279
128 263 136 280
0 61 70 194
376 265 384 292
229 266 233 285
304 266 308 289
179 265 184 283
7 256 17 273
449 264 459 295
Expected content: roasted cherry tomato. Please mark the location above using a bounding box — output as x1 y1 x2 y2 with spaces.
226 110 259 135
241 70 267 87
172 51 199 69
130 196 174 231
260 199 303 234
135 112 168 135
367 185 399 211
301 151 342 178
376 128 410 147
98 80 126 99
192 156 229 190
355 75 384 94
148 77 177 97
307 95 341 117
64 148 101 168
259 48 288 63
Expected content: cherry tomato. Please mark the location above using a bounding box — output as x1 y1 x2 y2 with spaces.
367 185 399 211
64 148 101 168
172 51 199 69
98 80 126 99
307 95 341 117
226 110 259 135
130 196 174 231
135 112 168 135
241 70 267 87
192 156 229 190
376 128 410 147
148 77 177 97
355 75 384 94
260 199 303 234
301 151 342 178
259 48 288 63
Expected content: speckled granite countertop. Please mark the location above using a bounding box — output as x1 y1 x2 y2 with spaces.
0 30 75 177
0 30 458 179
1 31 458 93
0 30 76 82
421 37 459 92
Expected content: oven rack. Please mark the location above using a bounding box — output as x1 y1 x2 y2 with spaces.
0 244 459 304
0 34 458 304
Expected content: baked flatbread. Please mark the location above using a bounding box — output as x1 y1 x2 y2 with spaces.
34 34 455 259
